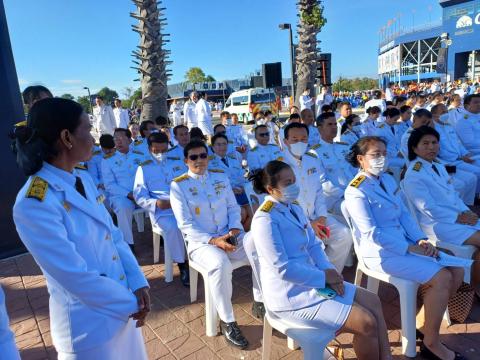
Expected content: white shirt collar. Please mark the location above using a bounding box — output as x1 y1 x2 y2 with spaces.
188 169 207 182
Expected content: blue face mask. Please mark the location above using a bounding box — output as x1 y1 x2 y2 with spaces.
280 183 300 203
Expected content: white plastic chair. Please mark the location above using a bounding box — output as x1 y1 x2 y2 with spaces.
188 250 249 336
152 226 173 283
243 233 333 360
399 181 476 284
133 208 147 232
244 180 265 213
341 202 419 358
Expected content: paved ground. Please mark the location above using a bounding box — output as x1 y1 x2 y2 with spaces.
1 219 479 360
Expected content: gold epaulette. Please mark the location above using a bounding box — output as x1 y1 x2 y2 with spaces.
134 139 143 146
305 151 318 158
26 176 48 202
349 175 366 188
260 200 274 212
292 200 300 205
167 145 178 152
75 163 87 170
413 162 422 172
208 155 215 161
173 174 189 183
92 150 101 156
14 120 27 127
103 152 115 159
140 159 153 167
378 123 385 128
310 144 321 150
250 146 258 152
277 156 284 161
208 169 225 173
132 150 144 155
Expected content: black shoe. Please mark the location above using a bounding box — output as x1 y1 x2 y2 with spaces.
251 301 265 319
177 263 190 287
219 321 248 349
416 329 424 340
129 244 136 256
420 342 467 360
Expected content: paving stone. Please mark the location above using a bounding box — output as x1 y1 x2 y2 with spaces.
166 332 205 359
155 319 190 343
11 316 38 336
16 329 43 350
145 338 171 360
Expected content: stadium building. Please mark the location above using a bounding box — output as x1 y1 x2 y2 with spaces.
378 0 480 85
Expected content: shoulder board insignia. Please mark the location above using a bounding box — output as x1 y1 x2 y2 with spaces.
292 200 300 205
92 150 101 156
134 139 143 145
103 152 115 159
337 118 345 123
349 175 366 188
336 141 349 146
167 145 178 152
276 156 284 161
140 159 153 167
413 161 422 172
208 155 215 160
14 120 27 127
167 156 180 161
250 146 258 152
26 176 48 201
310 144 321 150
208 169 225 173
173 174 189 183
260 200 274 213
378 123 385 128
464 114 469 119
305 152 318 158
132 150 144 155
75 163 87 170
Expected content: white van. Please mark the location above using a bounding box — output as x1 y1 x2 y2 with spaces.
224 88 278 124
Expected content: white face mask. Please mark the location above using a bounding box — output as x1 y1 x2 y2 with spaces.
151 152 165 162
289 141 308 157
368 156 388 176
439 113 450 123
226 118 233 126
280 183 300 203
256 119 266 125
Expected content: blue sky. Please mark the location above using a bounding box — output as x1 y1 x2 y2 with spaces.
4 0 441 98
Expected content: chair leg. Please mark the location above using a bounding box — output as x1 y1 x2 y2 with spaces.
287 337 299 350
134 212 145 232
262 317 273 360
189 267 198 303
153 233 160 264
354 266 363 286
164 241 173 283
366 276 380 294
398 286 418 358
205 279 218 337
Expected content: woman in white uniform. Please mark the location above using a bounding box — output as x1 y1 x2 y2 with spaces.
11 98 150 360
404 126 480 296
340 114 361 146
250 161 391 360
344 136 465 360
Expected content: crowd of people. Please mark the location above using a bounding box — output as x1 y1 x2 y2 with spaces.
2 82 480 360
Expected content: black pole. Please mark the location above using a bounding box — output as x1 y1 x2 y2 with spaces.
0 0 27 258
288 25 295 101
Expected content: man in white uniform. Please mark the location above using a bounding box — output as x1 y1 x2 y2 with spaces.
196 92 213 138
315 86 334 118
300 108 320 148
133 132 189 286
183 91 198 129
454 94 480 156
102 128 147 251
170 140 262 349
246 125 284 171
113 99 130 129
282 122 353 272
299 88 314 111
93 96 117 135
364 90 386 114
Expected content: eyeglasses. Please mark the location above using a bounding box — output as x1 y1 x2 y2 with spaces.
365 152 387 159
257 133 269 138
188 153 208 161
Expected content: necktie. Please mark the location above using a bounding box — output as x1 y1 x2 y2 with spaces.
390 125 395 135
379 180 388 193
289 206 300 222
221 157 229 167
75 176 87 199
432 164 440 176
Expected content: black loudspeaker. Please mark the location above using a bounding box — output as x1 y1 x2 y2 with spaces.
316 53 332 85
251 75 264 88
262 62 282 88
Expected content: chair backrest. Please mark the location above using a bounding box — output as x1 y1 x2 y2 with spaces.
340 201 368 269
244 180 265 213
243 232 264 295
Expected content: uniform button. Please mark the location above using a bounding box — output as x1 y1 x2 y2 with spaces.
105 234 111 240
119 275 125 280
112 255 118 261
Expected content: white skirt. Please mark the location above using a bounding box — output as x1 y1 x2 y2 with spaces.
58 319 147 360
433 222 478 245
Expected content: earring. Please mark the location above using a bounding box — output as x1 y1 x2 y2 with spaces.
68 144 73 150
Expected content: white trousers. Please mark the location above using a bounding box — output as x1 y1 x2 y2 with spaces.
110 197 135 245
0 287 20 360
58 319 146 360
153 215 186 263
324 215 353 273
189 238 261 323
198 120 213 137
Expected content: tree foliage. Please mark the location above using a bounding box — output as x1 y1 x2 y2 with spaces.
96 87 119 104
76 95 92 112
60 93 74 100
332 77 378 92
184 67 215 85
300 1 327 29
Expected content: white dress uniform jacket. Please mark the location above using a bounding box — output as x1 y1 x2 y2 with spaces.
208 153 246 189
13 162 148 355
403 158 480 245
282 149 353 272
374 123 405 169
307 125 321 148
165 145 188 179
0 286 20 359
454 109 480 156
133 159 185 263
93 105 117 135
183 100 197 129
247 144 284 171
113 107 129 129
86 146 103 187
169 103 182 126
195 98 213 136
299 95 313 111
339 129 358 148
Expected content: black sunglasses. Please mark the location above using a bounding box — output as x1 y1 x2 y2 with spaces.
188 153 208 161
257 132 269 138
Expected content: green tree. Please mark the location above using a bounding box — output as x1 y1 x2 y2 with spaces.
204 74 216 82
61 93 74 100
332 77 378 92
76 95 92 113
185 67 216 85
96 87 119 104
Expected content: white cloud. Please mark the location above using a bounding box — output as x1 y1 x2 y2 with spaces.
60 79 83 84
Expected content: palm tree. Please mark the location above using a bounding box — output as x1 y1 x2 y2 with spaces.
295 0 327 106
130 0 171 123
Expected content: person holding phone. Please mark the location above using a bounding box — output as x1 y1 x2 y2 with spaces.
250 161 391 360
344 136 465 360
169 140 262 349
281 122 352 272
